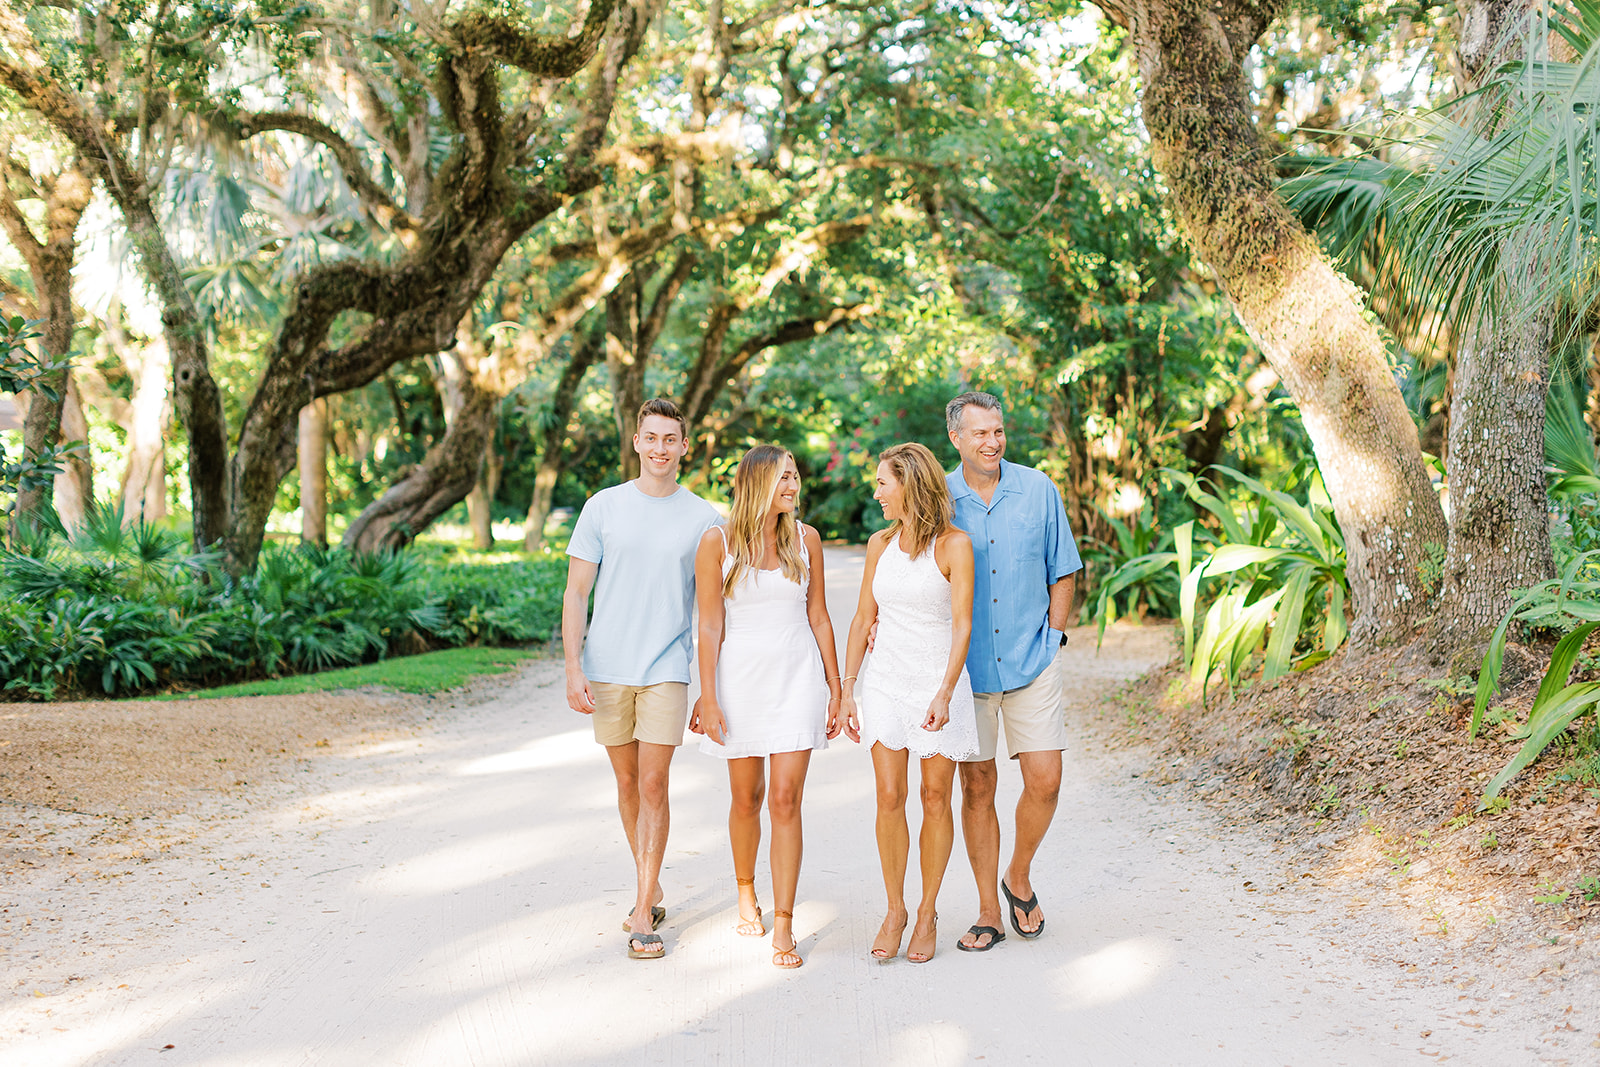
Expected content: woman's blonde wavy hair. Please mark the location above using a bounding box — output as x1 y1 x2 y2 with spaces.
879 442 952 560
722 444 808 597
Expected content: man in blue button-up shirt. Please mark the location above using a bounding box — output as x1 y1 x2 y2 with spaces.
944 392 1082 953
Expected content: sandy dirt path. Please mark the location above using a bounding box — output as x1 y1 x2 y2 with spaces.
2 547 1593 1065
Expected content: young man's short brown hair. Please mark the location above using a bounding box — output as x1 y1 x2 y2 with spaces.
636 397 687 437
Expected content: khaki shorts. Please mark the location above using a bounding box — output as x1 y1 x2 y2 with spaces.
970 648 1065 761
589 681 689 747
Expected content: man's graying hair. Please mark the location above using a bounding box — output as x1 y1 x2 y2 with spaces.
946 391 1003 434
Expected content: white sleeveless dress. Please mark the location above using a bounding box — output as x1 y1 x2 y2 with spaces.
698 532 830 759
859 535 979 760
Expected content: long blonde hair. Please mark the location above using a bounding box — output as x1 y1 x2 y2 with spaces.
722 444 808 597
880 442 952 560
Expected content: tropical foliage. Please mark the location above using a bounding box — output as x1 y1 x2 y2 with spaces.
1095 464 1349 700
0 506 564 699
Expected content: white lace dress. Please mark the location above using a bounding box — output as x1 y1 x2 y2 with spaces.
698 534 830 759
858 535 978 760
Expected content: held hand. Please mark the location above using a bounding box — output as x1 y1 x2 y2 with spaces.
866 618 879 653
921 693 951 733
825 692 843 740
699 702 728 746
841 694 861 743
566 671 596 715
688 696 705 735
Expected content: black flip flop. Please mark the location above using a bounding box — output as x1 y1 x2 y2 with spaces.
621 904 666 932
1001 880 1044 940
956 924 1006 952
627 932 665 960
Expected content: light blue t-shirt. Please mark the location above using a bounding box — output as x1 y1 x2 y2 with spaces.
947 459 1083 694
567 481 720 686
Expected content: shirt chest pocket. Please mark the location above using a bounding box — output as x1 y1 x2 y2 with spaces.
1008 515 1045 562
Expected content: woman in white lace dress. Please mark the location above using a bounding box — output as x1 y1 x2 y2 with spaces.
840 442 976 964
692 445 843 968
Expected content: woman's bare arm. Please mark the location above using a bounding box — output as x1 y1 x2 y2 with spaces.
801 525 845 738
924 529 974 731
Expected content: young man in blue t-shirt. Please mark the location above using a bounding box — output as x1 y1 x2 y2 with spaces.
562 398 719 960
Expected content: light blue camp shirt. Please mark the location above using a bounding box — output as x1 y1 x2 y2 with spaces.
947 459 1083 694
567 482 720 686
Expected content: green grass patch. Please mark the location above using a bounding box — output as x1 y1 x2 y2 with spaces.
154 646 541 700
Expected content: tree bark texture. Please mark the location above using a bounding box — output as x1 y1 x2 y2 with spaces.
298 399 329 548
465 424 501 550
53 374 91 530
1431 280 1552 647
342 373 499 553
0 157 90 528
524 320 605 552
1101 0 1450 650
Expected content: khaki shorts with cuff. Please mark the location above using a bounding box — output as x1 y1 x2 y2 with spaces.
589 681 689 747
970 648 1065 762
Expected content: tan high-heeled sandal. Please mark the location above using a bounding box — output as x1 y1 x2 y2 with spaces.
771 909 802 968
735 875 764 936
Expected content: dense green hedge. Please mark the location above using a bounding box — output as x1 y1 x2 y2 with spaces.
0 513 566 700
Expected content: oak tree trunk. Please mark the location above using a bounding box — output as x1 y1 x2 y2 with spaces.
1104 0 1450 650
342 376 499 553
465 423 500 550
53 374 91 531
606 274 647 483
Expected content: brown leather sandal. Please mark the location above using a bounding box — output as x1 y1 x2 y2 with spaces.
735 875 764 936
771 909 802 968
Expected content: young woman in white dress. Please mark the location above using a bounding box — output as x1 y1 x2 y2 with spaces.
691 445 843 968
840 442 977 964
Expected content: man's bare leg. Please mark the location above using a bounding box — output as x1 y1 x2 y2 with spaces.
1002 749 1062 936
625 742 676 954
606 743 664 937
957 758 1004 949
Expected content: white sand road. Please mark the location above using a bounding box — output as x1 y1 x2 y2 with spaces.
3 546 1597 1065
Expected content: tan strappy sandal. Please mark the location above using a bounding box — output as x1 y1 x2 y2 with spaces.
771 909 802 968
735 875 765 936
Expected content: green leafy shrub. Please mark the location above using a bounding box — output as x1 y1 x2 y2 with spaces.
0 507 563 699
1094 463 1349 699
1084 502 1179 628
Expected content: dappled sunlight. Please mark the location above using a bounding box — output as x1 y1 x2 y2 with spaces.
457 728 602 776
0 1006 155 1067
1053 937 1173 1008
886 1022 973 1067
361 827 596 896
273 781 438 825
